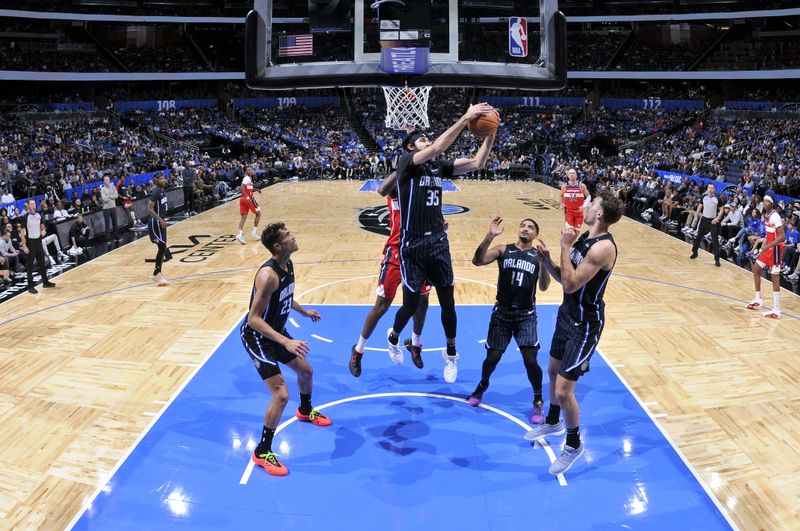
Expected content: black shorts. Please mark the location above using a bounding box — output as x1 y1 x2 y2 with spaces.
549 306 605 381
485 305 539 352
399 231 454 292
240 323 297 380
148 219 167 245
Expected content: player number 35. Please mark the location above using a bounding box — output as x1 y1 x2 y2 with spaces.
426 190 440 206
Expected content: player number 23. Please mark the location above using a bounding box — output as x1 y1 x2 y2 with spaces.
426 190 440 206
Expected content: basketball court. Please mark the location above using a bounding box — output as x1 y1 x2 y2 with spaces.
2 180 799 530
2 1 800 530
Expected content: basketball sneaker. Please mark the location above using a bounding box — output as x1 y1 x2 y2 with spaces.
151 273 169 286
295 408 332 426
468 381 488 406
404 338 424 369
442 350 459 383
530 400 546 424
746 298 762 310
349 345 363 377
762 310 781 319
387 328 403 365
549 444 584 475
236 233 246 245
252 451 288 476
523 420 565 441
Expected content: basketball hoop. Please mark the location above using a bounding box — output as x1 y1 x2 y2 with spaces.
382 84 431 131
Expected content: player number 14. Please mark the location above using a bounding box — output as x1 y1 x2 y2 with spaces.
511 271 524 286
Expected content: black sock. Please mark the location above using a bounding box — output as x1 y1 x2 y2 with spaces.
566 426 581 449
534 392 543 405
545 404 561 425
299 393 312 415
255 425 275 455
388 331 399 345
472 380 488 395
446 344 457 357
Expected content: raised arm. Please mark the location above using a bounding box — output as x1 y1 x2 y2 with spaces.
472 216 505 266
537 254 551 291
536 239 561 284
453 133 496 175
411 103 495 166
558 230 616 294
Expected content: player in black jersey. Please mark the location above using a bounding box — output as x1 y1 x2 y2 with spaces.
468 217 551 424
524 191 623 476
378 102 496 384
242 223 331 476
146 172 171 286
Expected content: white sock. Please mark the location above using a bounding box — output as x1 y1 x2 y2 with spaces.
355 336 367 353
773 291 780 312
237 230 243 236
754 292 762 303
412 333 421 347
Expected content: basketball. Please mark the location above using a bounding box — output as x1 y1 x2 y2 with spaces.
468 110 500 137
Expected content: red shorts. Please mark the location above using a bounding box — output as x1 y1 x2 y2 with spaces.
756 245 783 274
565 209 584 229
239 197 259 216
376 245 431 300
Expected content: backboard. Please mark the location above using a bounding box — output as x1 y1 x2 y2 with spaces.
245 0 566 91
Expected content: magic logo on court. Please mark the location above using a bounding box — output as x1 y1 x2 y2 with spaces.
358 204 470 237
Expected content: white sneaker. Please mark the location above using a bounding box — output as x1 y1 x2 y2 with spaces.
762 309 780 319
524 420 566 441
387 328 403 365
788 272 800 281
442 351 459 383
549 444 585 475
236 234 246 245
151 273 169 286
251 229 259 239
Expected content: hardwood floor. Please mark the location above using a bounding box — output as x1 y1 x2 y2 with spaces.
1 180 797 530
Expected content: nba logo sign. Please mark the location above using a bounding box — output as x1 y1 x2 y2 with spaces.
508 17 528 58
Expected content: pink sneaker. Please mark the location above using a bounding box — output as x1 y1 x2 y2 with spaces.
530 401 545 424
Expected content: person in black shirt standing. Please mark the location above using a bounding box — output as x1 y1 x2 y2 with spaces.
242 223 330 477
182 161 197 215
468 217 551 424
146 173 171 286
18 199 55 294
524 191 623 476
378 102 496 383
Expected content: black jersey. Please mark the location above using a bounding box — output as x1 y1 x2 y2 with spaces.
247 258 295 335
495 244 540 309
395 152 454 236
149 187 167 220
562 231 617 322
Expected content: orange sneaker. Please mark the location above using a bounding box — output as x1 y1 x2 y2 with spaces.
295 408 332 426
252 451 288 476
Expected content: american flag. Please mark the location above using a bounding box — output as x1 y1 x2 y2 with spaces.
278 34 313 57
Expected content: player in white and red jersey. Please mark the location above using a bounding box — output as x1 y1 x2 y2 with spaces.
236 167 262 245
348 176 432 377
747 194 785 319
560 168 591 231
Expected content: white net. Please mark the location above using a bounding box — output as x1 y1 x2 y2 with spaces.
382 85 431 131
